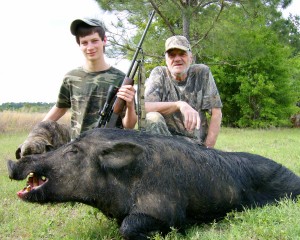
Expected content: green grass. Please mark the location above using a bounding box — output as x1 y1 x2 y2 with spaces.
1 128 300 240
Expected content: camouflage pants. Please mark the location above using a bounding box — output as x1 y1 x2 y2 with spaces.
145 112 173 136
145 112 204 145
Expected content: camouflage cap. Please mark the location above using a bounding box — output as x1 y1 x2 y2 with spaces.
70 18 106 35
165 35 191 52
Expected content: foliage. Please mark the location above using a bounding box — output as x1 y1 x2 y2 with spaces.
0 102 55 113
96 0 300 128
208 6 299 127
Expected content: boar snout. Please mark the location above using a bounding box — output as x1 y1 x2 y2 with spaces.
7 160 17 180
7 160 29 181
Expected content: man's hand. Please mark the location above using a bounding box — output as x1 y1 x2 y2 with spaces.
177 101 201 131
118 85 137 129
117 85 136 108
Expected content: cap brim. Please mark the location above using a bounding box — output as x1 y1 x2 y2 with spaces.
70 19 84 35
165 45 190 53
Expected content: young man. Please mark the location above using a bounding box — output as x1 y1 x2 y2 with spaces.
43 18 137 140
145 35 222 148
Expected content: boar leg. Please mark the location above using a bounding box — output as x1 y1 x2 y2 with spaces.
120 213 170 240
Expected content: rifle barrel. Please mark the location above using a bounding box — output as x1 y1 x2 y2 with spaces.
125 10 155 78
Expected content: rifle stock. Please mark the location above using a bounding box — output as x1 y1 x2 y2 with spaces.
96 10 155 127
113 76 134 114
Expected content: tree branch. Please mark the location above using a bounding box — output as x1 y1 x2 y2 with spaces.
148 0 176 35
192 0 225 48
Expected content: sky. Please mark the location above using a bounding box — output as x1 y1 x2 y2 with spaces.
0 0 299 104
0 0 129 104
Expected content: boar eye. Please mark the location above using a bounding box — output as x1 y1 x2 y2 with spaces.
64 149 79 161
63 146 79 160
69 149 78 154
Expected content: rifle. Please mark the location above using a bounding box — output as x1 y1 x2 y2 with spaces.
96 10 155 128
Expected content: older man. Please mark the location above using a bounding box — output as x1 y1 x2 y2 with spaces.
145 35 222 148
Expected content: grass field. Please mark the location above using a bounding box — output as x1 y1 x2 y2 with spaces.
1 112 300 239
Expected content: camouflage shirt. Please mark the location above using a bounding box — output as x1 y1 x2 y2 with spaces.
56 66 125 140
145 64 222 141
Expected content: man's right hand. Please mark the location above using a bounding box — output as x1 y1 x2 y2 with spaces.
177 101 201 131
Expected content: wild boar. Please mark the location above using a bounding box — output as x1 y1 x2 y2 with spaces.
15 120 70 159
7 128 300 240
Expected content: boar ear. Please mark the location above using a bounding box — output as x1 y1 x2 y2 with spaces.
100 142 144 168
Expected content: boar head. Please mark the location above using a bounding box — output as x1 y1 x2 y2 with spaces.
8 129 144 208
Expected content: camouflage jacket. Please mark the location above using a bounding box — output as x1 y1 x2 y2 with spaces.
145 64 222 141
56 66 125 139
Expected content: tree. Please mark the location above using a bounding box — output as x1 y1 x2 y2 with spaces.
206 5 299 127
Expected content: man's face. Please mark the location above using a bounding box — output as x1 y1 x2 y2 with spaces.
165 49 192 80
79 32 106 61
